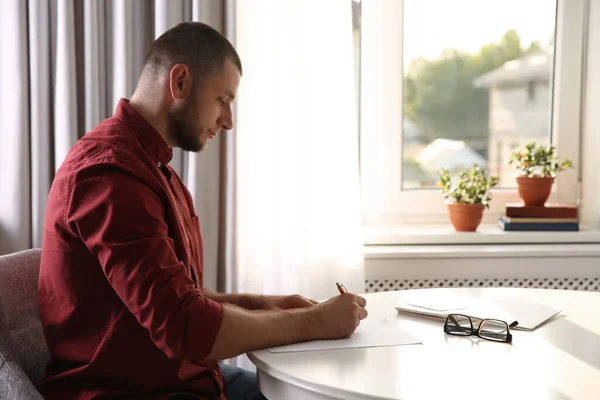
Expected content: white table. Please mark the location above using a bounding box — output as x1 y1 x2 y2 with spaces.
248 288 600 400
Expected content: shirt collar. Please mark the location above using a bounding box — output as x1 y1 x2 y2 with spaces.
114 98 173 168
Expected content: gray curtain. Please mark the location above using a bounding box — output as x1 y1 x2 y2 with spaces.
0 0 229 290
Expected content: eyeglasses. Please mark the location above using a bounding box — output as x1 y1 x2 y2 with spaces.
444 314 518 343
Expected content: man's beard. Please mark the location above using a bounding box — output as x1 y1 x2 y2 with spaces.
167 95 205 152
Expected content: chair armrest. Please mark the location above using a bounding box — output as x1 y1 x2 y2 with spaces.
0 358 45 400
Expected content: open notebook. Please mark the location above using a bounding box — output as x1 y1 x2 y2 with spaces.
395 290 561 331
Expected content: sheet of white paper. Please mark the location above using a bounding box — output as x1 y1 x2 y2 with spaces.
267 319 422 353
486 296 562 331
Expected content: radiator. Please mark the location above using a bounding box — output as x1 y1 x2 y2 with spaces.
365 277 600 293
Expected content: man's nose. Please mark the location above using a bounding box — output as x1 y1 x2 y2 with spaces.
221 120 233 131
219 106 234 131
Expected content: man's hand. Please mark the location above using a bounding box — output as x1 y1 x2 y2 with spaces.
310 293 368 339
261 294 318 310
207 293 367 360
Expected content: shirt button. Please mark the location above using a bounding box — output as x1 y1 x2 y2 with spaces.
213 369 219 376
157 162 162 168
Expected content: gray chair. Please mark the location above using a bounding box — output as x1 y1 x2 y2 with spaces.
0 249 49 400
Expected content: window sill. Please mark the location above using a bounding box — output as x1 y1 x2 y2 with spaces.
364 242 600 260
364 223 600 246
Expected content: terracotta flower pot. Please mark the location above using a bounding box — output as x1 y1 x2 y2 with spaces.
516 176 554 206
446 203 485 232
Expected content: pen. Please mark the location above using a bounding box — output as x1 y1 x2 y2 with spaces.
336 282 348 294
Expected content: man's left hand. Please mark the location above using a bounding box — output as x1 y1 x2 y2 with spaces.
261 294 318 310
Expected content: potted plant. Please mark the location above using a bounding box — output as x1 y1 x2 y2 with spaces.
509 142 574 206
437 163 499 232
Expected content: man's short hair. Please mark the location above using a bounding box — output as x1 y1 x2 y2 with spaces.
142 22 242 87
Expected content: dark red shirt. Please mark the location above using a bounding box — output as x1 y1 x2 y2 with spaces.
38 99 225 400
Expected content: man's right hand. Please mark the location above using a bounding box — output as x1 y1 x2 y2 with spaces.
310 293 368 339
207 292 368 360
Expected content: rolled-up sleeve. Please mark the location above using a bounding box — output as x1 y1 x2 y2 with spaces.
65 161 223 363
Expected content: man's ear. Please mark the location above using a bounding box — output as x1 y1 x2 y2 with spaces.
169 64 192 100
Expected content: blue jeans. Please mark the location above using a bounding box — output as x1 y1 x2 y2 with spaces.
169 364 267 399
220 363 267 400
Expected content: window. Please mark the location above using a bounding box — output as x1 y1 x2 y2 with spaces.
355 0 585 229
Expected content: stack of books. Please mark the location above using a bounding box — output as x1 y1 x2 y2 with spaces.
498 203 579 231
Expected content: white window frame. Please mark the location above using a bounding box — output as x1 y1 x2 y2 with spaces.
359 0 586 229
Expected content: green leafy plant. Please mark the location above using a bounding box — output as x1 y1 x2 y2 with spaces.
509 142 574 177
437 163 499 208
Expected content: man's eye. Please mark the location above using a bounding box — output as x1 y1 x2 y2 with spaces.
219 98 226 105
